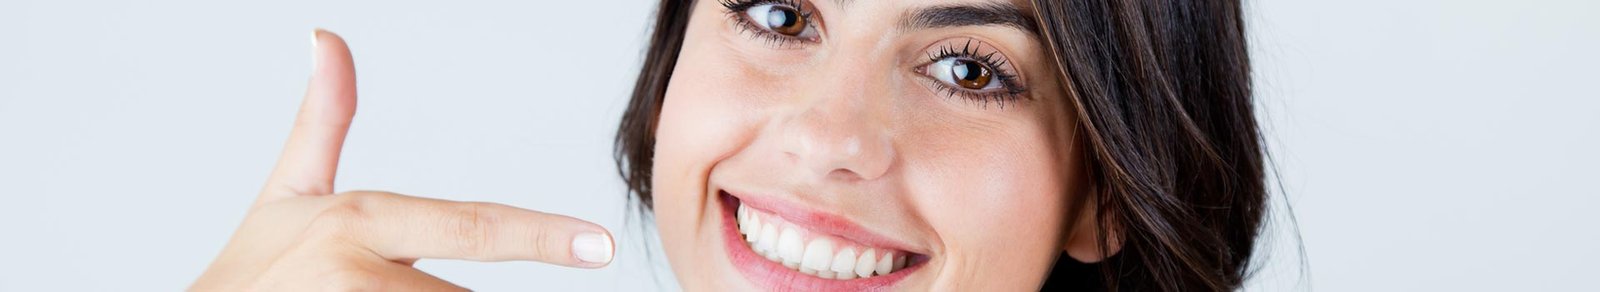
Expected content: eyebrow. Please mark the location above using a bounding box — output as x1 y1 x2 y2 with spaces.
896 2 1039 35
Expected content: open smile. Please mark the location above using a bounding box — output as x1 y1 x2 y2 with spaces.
718 190 926 290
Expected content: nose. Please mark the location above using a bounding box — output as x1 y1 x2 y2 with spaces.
774 66 895 182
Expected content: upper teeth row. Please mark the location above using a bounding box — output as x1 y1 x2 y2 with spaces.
737 203 908 280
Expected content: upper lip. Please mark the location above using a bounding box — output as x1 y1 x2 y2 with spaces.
720 188 924 256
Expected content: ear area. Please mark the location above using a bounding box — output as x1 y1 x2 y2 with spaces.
1063 198 1123 263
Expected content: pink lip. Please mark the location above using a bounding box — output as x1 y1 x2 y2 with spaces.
718 190 923 291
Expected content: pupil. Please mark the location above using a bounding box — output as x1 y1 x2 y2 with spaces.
952 60 992 89
766 7 805 35
956 62 978 80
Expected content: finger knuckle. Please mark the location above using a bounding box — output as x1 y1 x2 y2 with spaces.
309 192 390 235
448 203 501 260
528 221 556 261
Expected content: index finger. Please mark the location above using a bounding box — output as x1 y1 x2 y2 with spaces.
336 192 616 268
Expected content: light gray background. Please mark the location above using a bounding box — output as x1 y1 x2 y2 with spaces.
1 0 1595 291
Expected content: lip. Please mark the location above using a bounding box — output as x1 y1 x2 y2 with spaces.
718 190 924 291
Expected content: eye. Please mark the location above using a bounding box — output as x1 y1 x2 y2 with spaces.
723 0 820 42
917 39 1028 108
928 58 1001 91
746 4 812 37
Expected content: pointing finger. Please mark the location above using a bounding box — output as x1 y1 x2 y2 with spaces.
328 192 616 268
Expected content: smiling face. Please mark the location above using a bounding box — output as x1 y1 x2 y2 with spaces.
649 0 1086 290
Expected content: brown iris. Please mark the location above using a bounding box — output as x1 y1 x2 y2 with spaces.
763 6 806 36
951 60 993 89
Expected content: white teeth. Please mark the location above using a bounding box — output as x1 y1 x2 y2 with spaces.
738 206 752 236
875 250 894 276
800 238 835 272
736 203 912 280
854 248 877 278
744 214 762 243
830 248 858 280
758 224 779 261
777 227 805 268
835 271 857 280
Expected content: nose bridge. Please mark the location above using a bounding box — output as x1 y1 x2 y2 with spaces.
778 51 894 181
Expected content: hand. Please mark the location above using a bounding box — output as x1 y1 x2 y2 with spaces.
190 29 614 291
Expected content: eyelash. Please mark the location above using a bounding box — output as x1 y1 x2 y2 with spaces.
720 0 817 48
720 0 1028 109
925 39 1028 108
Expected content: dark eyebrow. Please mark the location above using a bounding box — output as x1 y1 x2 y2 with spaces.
898 2 1039 35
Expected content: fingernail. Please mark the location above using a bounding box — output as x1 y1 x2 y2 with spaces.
572 232 614 264
310 28 322 68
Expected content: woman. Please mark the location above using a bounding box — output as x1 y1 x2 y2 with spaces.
193 0 1266 290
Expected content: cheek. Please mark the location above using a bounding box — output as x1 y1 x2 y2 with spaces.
903 122 1071 289
652 33 797 212
653 51 776 206
650 18 780 286
652 13 770 211
656 62 731 215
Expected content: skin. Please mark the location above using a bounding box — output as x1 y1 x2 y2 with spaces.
197 1 1120 290
651 0 1105 290
192 30 615 291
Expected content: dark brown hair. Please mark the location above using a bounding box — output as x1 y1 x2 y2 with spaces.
615 0 1266 291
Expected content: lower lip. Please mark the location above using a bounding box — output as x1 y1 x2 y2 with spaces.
719 192 918 291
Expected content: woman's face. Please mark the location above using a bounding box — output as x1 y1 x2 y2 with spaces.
651 0 1084 290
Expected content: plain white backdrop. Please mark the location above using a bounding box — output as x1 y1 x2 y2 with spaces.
1 0 1595 290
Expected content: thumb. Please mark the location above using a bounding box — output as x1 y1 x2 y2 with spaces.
262 29 357 201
